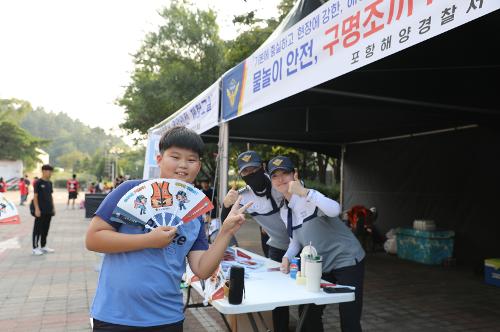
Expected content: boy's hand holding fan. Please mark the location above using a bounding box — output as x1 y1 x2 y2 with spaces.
147 226 177 248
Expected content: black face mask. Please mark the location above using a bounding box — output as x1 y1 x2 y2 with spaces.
242 168 270 195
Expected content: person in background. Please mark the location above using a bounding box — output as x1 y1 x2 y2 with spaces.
114 175 125 188
32 164 56 256
269 155 365 332
200 178 220 243
87 182 96 194
347 205 379 252
19 176 29 206
200 179 217 222
67 174 80 209
0 177 6 193
24 174 31 193
95 178 104 193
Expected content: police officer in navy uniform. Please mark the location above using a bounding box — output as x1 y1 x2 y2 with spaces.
268 156 365 332
221 151 291 332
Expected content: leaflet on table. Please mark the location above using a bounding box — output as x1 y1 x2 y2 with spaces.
220 247 267 276
185 264 225 303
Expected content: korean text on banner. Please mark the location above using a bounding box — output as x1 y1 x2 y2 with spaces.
153 80 220 135
143 81 220 179
221 0 499 121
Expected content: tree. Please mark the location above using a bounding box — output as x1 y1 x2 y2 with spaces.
118 0 298 136
225 1 287 70
316 153 330 184
0 98 32 124
224 25 275 69
277 0 296 21
21 107 126 167
118 1 226 135
0 121 48 170
117 0 335 186
58 151 88 172
117 147 146 179
198 143 219 181
87 150 106 180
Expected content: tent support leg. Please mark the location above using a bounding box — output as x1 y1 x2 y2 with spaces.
218 122 229 216
340 144 346 208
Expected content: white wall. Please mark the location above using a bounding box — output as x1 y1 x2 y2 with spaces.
0 160 23 180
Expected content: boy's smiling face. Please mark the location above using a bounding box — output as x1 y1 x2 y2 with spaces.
156 146 201 183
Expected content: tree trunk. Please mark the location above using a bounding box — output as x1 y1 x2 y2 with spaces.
332 158 340 184
301 151 308 180
317 154 329 184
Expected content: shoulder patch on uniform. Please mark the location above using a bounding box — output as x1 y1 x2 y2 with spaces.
238 187 249 194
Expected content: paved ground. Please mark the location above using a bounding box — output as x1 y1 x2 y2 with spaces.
1 188 499 331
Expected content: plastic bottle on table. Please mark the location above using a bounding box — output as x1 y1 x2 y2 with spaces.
290 257 299 279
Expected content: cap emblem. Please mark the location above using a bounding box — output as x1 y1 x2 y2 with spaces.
241 154 252 162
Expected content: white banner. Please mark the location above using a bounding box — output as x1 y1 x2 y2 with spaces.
142 131 162 179
152 80 220 135
222 0 499 121
143 80 220 179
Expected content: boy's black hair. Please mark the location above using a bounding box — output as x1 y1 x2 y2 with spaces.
72 174 77 178
159 126 204 157
41 164 54 171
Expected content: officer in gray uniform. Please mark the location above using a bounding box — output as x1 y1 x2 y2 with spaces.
221 151 290 332
268 155 365 332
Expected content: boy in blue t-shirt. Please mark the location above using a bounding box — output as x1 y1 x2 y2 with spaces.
86 126 251 331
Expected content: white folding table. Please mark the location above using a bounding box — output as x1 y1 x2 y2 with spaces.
184 248 354 332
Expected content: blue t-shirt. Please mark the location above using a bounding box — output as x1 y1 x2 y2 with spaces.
90 180 208 327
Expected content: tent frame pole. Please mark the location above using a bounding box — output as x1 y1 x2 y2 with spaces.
218 122 229 217
340 144 346 209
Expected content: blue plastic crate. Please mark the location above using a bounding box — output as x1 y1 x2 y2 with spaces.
396 228 454 265
485 259 500 287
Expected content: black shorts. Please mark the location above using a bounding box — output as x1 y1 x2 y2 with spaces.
68 192 78 199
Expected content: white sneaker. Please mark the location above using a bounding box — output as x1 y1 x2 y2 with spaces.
41 247 55 253
32 248 44 256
